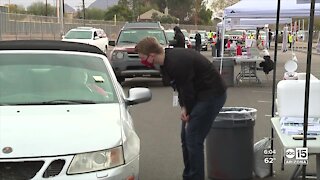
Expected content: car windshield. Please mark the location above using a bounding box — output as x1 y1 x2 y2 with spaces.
199 32 207 39
0 53 118 105
64 31 93 39
118 29 167 45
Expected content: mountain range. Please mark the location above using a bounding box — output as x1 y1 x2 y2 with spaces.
88 0 119 10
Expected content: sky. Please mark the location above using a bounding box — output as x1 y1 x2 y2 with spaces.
0 0 96 9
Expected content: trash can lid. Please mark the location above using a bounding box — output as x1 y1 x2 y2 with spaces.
216 107 257 121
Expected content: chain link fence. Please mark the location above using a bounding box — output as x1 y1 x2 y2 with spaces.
0 12 216 41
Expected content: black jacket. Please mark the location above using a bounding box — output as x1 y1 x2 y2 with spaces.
163 48 227 114
174 32 185 48
195 33 201 45
173 26 185 48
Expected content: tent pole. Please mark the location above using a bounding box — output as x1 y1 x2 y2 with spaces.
302 0 316 179
270 0 281 177
219 16 226 75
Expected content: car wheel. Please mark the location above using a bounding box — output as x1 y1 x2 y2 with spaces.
117 76 125 84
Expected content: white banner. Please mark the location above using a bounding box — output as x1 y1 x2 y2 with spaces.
296 0 320 4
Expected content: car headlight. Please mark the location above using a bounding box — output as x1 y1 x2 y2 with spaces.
112 51 124 60
67 146 124 174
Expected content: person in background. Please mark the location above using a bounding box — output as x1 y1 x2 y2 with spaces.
208 30 214 43
135 37 227 180
195 32 202 52
215 34 221 57
248 32 255 39
173 26 185 48
268 29 273 49
288 32 293 49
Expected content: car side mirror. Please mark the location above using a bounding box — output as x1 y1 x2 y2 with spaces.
125 88 152 105
94 36 100 40
62 35 65 39
109 41 116 46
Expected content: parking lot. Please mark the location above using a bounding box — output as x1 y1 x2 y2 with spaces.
117 47 320 180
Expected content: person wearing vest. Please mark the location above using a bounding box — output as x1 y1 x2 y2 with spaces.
248 33 255 39
288 32 293 49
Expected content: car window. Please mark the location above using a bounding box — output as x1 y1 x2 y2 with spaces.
0 53 118 105
199 32 206 38
181 30 189 38
165 31 175 41
64 30 93 39
118 29 167 45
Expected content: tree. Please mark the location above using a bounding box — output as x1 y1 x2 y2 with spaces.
27 2 55 16
85 8 105 20
167 0 193 24
209 0 240 17
8 4 26 14
198 4 213 25
104 5 133 21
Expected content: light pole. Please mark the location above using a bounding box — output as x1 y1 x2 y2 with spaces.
82 0 85 19
45 0 48 16
59 0 64 36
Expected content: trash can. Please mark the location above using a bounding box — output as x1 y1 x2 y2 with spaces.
211 45 216 57
212 57 234 87
206 107 256 180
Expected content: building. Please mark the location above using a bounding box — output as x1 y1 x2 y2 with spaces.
138 9 165 22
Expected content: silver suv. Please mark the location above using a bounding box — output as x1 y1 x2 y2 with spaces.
108 22 170 85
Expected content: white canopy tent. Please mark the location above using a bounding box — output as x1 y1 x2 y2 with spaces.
217 18 292 29
224 0 320 18
220 1 319 178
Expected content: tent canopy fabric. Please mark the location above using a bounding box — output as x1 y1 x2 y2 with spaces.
217 18 292 29
224 0 320 18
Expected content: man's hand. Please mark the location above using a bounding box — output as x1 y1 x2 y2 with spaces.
180 107 189 122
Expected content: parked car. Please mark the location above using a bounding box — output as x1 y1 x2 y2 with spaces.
62 27 109 54
226 30 246 43
181 29 192 48
197 30 208 51
165 29 191 48
0 40 151 180
108 22 170 85
188 32 208 51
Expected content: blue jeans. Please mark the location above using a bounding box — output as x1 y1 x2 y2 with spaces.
181 93 227 180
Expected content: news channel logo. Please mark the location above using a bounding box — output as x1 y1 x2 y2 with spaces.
284 148 308 165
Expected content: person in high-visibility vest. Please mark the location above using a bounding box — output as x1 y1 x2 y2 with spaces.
288 32 293 49
208 30 214 43
248 33 255 39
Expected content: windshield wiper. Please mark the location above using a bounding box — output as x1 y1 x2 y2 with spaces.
41 99 97 105
0 100 97 105
119 40 136 44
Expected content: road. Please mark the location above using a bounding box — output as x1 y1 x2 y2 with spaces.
114 47 320 180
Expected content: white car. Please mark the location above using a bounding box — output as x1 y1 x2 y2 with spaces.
165 29 191 48
0 40 151 179
62 27 109 54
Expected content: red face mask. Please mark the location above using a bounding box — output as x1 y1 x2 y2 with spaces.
140 55 154 68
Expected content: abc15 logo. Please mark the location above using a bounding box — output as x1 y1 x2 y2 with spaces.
285 148 308 160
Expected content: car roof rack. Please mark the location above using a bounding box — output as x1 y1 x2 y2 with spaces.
122 22 163 29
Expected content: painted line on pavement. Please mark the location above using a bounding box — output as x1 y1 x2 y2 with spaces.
258 100 272 103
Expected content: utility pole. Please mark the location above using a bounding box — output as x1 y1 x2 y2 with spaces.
59 0 64 36
195 0 200 28
45 0 48 16
8 0 10 13
82 0 85 25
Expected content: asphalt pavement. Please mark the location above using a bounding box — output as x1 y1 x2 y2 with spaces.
117 47 320 180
